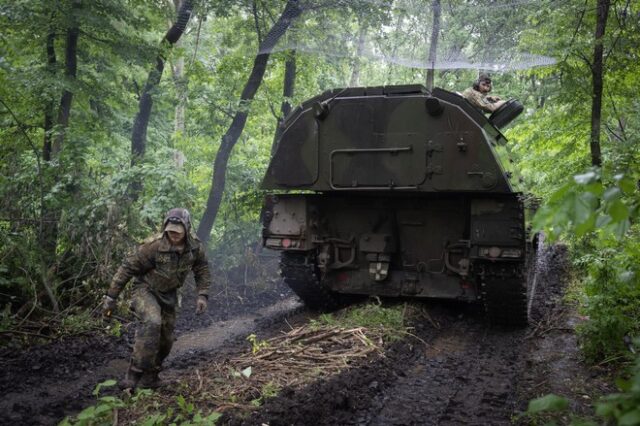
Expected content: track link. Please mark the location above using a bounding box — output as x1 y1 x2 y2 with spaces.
481 262 528 327
280 252 344 311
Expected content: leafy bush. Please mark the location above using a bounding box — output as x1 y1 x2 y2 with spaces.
576 230 640 362
534 171 640 363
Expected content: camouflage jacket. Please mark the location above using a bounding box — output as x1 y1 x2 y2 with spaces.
462 87 501 113
107 233 211 301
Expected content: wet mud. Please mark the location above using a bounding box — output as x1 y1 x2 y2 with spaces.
0 244 614 425
0 276 293 425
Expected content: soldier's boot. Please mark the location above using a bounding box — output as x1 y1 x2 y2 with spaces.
137 368 167 389
119 363 143 390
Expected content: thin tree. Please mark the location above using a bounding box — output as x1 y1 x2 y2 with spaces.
129 0 194 199
197 0 303 243
589 0 610 168
271 50 297 157
426 0 441 91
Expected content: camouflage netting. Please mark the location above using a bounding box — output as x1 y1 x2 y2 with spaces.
257 0 557 80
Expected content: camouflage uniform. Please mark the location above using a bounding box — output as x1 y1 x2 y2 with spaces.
107 231 210 373
462 87 502 113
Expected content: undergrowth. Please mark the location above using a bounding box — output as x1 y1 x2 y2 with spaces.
574 231 640 363
61 380 222 426
523 344 640 425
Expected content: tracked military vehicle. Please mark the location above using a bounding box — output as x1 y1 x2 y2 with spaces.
261 84 529 326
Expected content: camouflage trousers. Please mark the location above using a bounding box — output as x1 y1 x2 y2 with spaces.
130 286 176 371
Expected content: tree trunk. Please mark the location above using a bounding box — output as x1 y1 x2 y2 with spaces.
129 0 193 199
426 0 441 91
271 50 297 158
173 55 186 135
197 0 302 243
590 0 610 168
172 0 187 137
52 4 80 157
43 32 56 162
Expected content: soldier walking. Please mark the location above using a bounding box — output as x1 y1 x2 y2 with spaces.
102 208 211 389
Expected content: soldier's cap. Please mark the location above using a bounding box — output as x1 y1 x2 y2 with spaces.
165 222 186 234
478 73 492 83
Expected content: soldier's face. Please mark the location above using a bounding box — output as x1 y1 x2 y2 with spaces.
167 230 186 245
478 80 492 94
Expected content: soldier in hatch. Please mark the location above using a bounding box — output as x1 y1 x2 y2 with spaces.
102 208 211 389
462 73 507 113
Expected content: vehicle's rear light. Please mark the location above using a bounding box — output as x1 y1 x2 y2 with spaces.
282 238 292 248
265 238 282 247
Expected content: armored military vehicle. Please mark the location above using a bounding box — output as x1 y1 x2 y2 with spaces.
261 84 529 326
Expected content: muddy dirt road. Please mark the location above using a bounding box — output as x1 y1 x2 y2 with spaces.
0 245 613 425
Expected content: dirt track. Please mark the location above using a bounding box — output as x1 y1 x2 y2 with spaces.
0 245 614 425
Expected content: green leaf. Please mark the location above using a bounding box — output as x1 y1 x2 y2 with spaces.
619 409 640 426
93 403 113 416
608 200 629 222
585 181 604 197
595 401 615 417
93 379 117 397
76 406 96 420
575 213 596 237
548 183 572 204
618 176 636 195
571 192 598 226
141 414 167 426
616 378 632 392
611 219 631 239
595 214 612 228
603 187 622 202
526 394 569 414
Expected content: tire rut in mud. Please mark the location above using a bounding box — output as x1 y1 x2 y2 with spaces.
229 307 526 426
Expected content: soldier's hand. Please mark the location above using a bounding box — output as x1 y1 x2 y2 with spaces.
102 295 117 318
195 295 208 314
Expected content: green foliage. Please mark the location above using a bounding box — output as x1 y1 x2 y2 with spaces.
171 394 222 425
59 310 101 337
246 333 269 355
251 381 280 407
527 393 570 415
533 170 637 242
60 380 126 426
596 350 640 425
574 228 640 362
